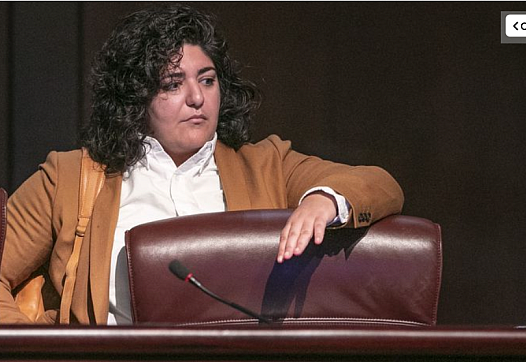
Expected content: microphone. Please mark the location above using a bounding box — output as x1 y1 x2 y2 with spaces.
168 259 271 324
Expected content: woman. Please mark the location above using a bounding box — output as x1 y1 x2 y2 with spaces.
0 4 403 324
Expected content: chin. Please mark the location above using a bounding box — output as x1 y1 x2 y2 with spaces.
186 138 212 152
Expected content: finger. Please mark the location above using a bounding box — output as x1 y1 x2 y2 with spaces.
293 221 315 256
283 222 302 260
277 222 292 263
313 217 327 245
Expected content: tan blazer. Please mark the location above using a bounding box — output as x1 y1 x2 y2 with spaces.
0 135 403 324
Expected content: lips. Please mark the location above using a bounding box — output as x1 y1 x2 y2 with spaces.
183 114 207 123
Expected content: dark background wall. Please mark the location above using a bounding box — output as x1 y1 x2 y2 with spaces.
1 2 526 325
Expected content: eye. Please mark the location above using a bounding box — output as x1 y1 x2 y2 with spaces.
161 81 182 92
200 75 217 87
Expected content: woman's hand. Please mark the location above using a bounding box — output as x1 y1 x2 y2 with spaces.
277 191 338 263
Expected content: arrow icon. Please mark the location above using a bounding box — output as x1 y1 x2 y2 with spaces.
506 14 526 38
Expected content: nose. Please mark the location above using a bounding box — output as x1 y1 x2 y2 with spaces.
185 81 204 108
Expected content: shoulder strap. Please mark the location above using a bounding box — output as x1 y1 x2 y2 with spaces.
0 188 6 269
59 148 105 324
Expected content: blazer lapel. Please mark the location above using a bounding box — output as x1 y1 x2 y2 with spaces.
88 175 122 324
215 142 251 211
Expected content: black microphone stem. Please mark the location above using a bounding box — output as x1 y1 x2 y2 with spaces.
188 277 271 324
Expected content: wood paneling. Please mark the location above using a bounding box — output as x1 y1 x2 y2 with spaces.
10 2 80 189
0 3 9 190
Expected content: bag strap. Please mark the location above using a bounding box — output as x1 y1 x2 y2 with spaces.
59 148 105 324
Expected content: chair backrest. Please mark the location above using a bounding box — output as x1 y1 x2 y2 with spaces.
0 188 7 272
125 210 442 327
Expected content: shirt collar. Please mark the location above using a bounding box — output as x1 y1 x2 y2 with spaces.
140 133 217 176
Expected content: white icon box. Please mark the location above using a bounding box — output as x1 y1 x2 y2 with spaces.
506 14 526 37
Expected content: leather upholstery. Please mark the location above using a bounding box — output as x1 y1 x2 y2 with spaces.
0 188 6 272
125 210 442 327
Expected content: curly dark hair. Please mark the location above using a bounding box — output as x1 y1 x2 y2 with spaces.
80 4 260 175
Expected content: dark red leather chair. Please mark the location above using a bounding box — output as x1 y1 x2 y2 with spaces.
125 210 442 327
0 188 7 272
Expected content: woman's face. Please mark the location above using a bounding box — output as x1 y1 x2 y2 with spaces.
148 44 220 166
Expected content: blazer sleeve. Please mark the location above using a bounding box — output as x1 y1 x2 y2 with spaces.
0 152 60 323
266 134 404 228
